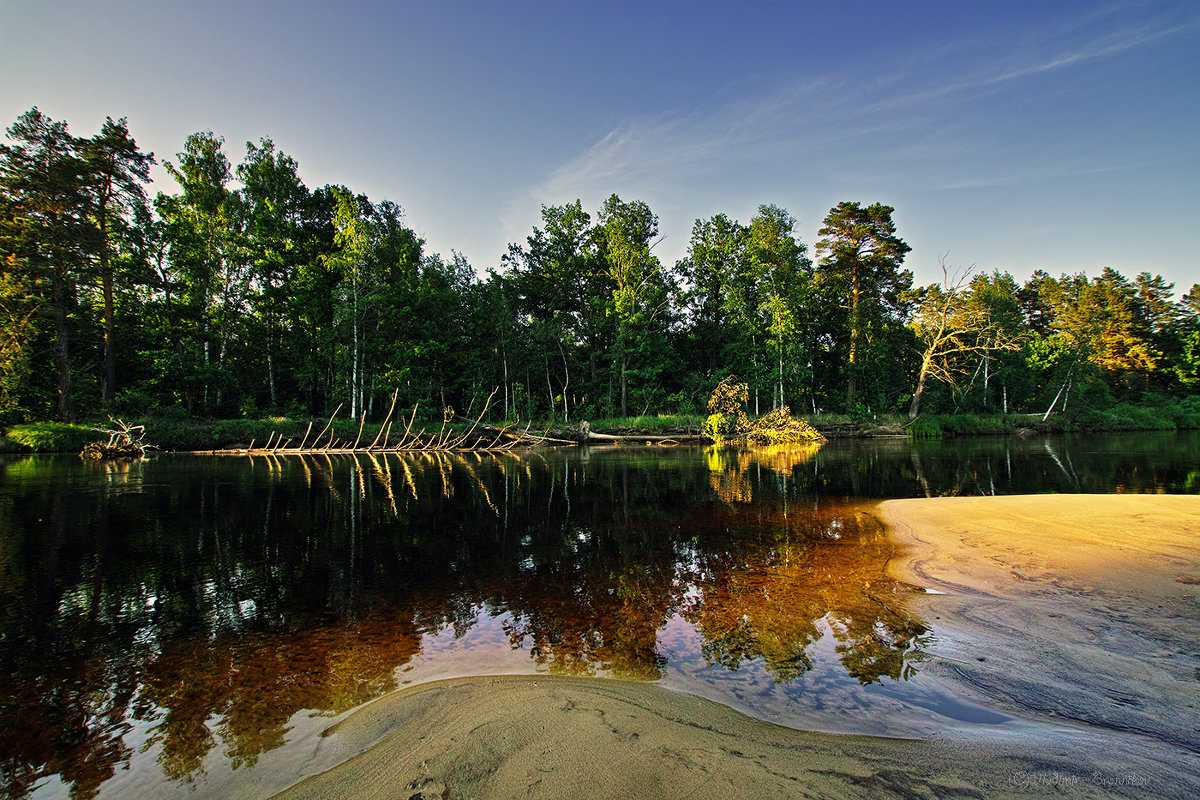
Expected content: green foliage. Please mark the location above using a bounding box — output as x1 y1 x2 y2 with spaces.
1160 395 1200 429
701 376 823 444
905 416 943 439
702 376 752 443
3 107 1198 434
1070 398 1200 432
4 422 97 451
905 402 1198 439
1070 405 1170 432
702 413 732 443
908 414 1021 438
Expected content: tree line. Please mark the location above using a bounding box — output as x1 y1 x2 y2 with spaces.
2 108 1197 425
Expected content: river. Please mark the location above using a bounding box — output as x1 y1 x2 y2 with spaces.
1 431 1197 799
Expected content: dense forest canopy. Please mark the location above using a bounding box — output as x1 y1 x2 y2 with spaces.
2 108 1197 425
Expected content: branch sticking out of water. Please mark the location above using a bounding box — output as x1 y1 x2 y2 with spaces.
215 389 546 456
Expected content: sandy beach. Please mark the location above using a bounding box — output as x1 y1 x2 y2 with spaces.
881 494 1200 747
274 494 1200 800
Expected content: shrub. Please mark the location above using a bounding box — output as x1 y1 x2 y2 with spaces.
702 377 823 444
743 408 825 445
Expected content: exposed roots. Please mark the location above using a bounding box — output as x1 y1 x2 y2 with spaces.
81 419 154 459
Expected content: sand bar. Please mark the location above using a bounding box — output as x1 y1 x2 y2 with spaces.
880 494 1200 752
274 494 1200 800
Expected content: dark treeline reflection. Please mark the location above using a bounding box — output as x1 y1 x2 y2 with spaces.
0 432 1195 798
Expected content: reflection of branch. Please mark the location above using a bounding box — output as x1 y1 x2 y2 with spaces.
353 454 366 500
1042 440 1079 489
435 453 454 499
398 457 418 500
319 454 340 500
299 454 313 489
910 450 933 498
367 453 397 515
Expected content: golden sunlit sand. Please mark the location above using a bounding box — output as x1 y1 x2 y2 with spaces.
880 493 1200 752
273 494 1200 800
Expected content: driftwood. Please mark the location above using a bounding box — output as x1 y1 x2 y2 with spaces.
215 390 549 456
82 419 154 459
471 423 704 447
211 389 719 458
572 420 703 446
583 431 703 445
469 423 579 446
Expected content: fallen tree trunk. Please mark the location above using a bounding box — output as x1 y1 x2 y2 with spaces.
585 431 704 444
213 390 554 455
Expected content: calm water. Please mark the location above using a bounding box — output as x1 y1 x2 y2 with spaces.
1 432 1197 799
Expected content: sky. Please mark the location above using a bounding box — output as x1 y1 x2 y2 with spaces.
2 0 1198 293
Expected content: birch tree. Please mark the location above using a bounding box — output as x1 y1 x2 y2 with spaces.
598 194 666 417
157 131 240 412
237 138 306 410
328 187 373 419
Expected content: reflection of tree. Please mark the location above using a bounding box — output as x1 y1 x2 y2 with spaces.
680 504 927 685
0 457 439 799
706 445 821 504
12 435 1188 797
499 560 673 680
0 464 142 800
0 451 930 798
746 444 823 477
0 655 135 800
684 539 822 682
707 447 754 503
138 610 422 776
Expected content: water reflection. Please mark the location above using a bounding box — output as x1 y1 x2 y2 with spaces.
680 503 925 685
0 431 1196 798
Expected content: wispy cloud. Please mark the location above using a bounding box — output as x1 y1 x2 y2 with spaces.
531 76 844 199
933 156 1153 191
516 8 1191 215
871 16 1192 114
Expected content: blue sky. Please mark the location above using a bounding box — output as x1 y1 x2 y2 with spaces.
2 0 1197 293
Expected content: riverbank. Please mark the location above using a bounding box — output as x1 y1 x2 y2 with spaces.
269 494 1200 800
267 672 1183 800
878 494 1200 754
3 401 1198 452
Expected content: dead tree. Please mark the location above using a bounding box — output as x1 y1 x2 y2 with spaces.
908 258 1026 419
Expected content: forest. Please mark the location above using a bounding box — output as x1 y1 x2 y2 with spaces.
2 108 1198 429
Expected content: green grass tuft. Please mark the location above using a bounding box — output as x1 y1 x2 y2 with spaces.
4 422 100 452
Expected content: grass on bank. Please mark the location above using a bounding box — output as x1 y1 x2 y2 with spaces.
3 399 1198 453
906 397 1200 438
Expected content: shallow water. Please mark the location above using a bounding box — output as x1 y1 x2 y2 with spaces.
1 431 1197 799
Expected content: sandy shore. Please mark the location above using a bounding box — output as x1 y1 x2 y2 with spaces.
274 494 1200 800
881 494 1200 748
